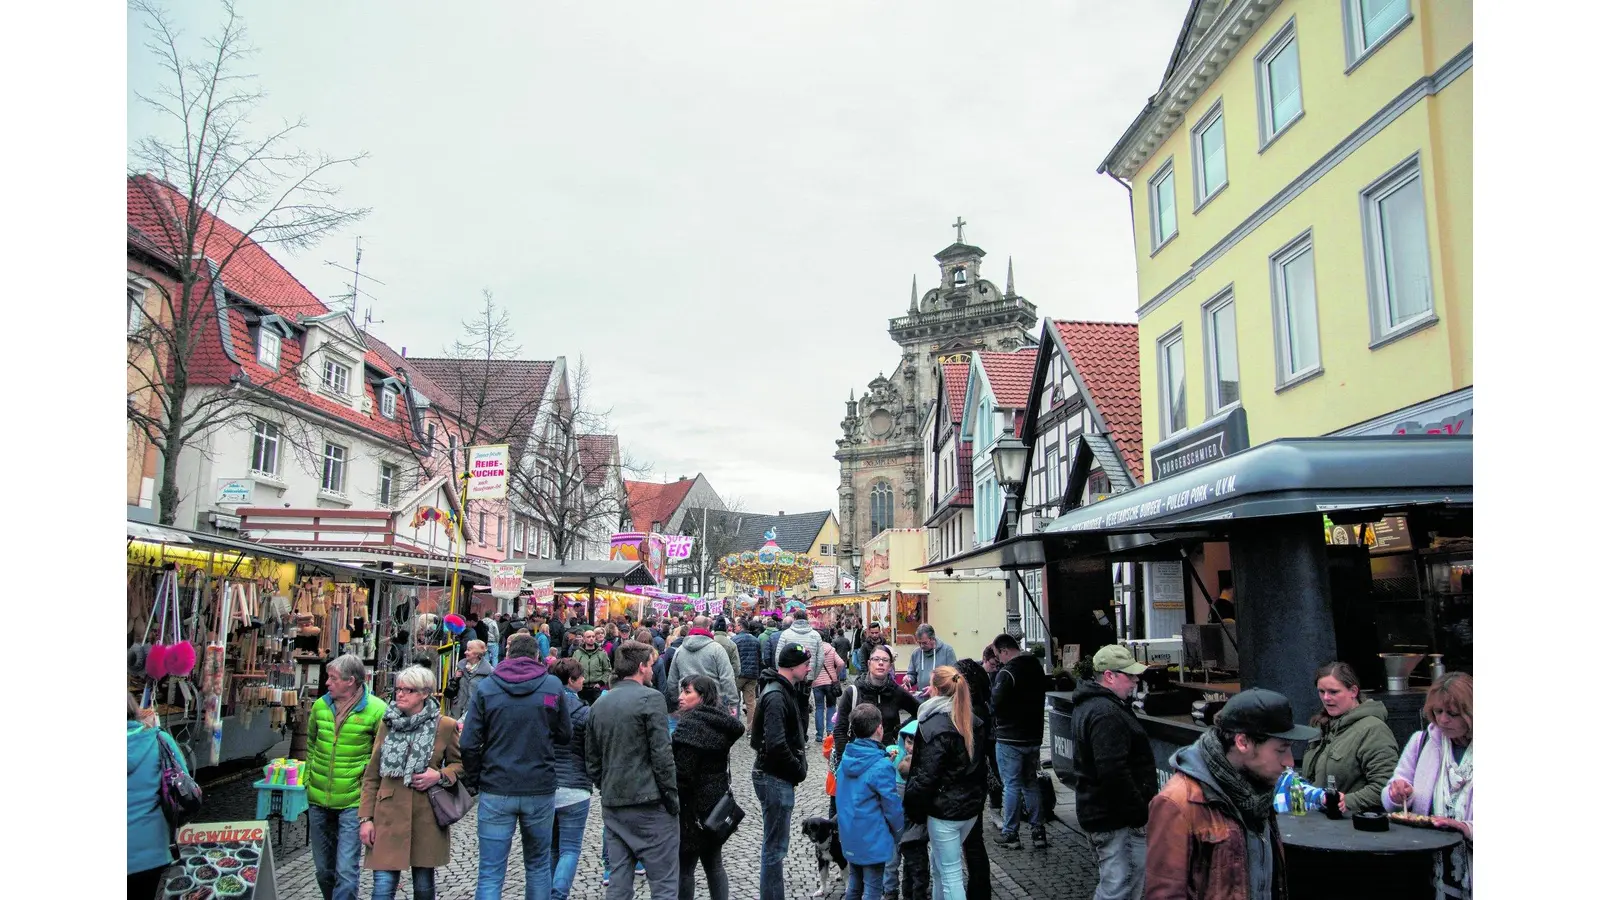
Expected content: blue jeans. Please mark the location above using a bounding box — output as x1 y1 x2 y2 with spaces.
753 770 796 900
307 804 362 900
996 742 1043 837
812 686 835 742
927 816 976 900
372 868 435 900
551 799 590 900
847 861 886 900
1088 826 1147 900
488 642 501 665
476 791 556 900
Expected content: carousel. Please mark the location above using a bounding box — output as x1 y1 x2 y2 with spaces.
718 529 815 611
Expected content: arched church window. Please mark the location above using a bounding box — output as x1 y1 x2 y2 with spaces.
869 480 893 538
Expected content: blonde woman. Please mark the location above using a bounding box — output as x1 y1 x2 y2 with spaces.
1385 672 1473 896
359 665 463 900
901 666 986 900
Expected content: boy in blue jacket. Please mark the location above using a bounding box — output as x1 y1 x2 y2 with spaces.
836 703 905 900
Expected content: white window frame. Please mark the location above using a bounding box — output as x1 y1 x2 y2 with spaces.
513 519 526 552
1202 287 1242 416
1343 0 1413 73
1361 153 1437 348
321 442 348 495
1156 326 1187 439
1148 158 1178 253
380 387 397 419
127 280 146 338
256 328 281 370
1269 231 1324 390
322 359 352 398
378 463 396 506
495 515 505 550
250 419 281 477
1255 19 1304 151
1190 100 1228 210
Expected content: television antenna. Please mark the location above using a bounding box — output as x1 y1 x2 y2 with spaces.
325 237 388 330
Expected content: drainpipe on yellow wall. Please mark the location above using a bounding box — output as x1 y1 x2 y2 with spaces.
1105 172 1135 241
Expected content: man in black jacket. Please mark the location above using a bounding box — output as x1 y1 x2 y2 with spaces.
460 633 573 900
1070 644 1158 900
991 633 1050 849
587 640 679 900
751 643 811 900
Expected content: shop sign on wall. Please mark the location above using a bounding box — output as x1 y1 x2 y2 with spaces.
217 478 255 505
1149 406 1249 481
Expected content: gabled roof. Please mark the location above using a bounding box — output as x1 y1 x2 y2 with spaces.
402 357 556 444
625 478 697 531
942 362 970 426
974 349 1038 409
578 435 620 487
1056 321 1144 483
723 510 836 554
125 175 413 445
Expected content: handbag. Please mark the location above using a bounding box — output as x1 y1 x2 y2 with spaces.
427 778 477 827
156 730 204 827
701 789 745 845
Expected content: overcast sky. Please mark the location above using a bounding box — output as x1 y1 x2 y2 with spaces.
127 0 1190 518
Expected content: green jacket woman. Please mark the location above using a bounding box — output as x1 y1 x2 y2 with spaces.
1303 669 1399 814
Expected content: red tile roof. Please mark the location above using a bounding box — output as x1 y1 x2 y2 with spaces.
953 440 974 506
976 349 1038 409
625 478 696 532
579 435 620 486
942 362 970 425
126 175 414 445
1057 321 1144 483
402 358 556 445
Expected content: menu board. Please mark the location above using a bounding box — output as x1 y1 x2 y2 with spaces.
1325 515 1413 555
1149 561 1186 611
161 820 277 899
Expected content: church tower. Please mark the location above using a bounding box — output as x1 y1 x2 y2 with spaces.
835 220 1038 578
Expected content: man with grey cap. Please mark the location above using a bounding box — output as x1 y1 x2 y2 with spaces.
1145 688 1317 900
1070 644 1160 897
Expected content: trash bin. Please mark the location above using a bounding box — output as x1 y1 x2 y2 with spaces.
1046 691 1077 786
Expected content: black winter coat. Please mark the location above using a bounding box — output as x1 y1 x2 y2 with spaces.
831 674 922 770
1069 680 1159 832
751 669 808 785
552 688 592 792
903 708 986 823
992 653 1048 745
673 705 746 854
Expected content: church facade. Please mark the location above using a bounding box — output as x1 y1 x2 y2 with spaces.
835 223 1039 577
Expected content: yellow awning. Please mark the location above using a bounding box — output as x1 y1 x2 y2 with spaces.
807 592 888 609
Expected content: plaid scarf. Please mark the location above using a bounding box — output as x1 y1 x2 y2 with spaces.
379 697 439 786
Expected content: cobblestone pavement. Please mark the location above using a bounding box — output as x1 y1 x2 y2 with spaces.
198 728 1100 898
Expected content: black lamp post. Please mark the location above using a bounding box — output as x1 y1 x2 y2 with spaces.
989 435 1029 637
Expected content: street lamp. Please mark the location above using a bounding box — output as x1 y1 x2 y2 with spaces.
989 435 1029 638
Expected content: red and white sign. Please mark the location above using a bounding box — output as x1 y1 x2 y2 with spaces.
489 562 524 601
466 444 511 500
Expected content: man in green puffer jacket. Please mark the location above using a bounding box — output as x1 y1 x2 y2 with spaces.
304 654 388 900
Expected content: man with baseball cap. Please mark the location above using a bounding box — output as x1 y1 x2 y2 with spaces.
1071 645 1160 898
751 642 812 900
1146 688 1318 900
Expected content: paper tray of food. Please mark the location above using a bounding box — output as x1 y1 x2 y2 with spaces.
1388 812 1452 830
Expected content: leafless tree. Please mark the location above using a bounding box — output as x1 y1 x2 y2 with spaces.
127 0 368 524
511 359 648 563
677 499 747 595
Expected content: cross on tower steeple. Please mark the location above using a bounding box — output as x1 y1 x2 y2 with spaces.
951 216 967 243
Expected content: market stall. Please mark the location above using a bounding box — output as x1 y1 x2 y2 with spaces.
127 522 434 770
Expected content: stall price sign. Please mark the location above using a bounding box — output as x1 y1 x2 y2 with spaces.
167 819 277 899
465 444 511 500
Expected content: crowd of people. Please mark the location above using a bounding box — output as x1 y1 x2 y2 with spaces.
126 604 1474 900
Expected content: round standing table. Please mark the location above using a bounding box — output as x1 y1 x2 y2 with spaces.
1277 812 1463 900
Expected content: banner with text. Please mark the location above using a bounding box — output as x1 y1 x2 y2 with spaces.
489 562 524 600
465 444 511 500
708 599 724 617
173 819 277 899
664 535 695 559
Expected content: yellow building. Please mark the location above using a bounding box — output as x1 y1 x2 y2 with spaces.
1100 0 1472 475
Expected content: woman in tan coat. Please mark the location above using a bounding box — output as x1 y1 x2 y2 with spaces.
359 665 464 900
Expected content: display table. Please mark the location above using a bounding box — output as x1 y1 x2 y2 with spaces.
1278 812 1462 900
253 781 310 854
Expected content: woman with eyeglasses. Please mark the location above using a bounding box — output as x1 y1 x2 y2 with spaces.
672 674 746 900
358 665 464 900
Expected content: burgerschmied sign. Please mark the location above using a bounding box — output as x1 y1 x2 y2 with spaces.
465 445 511 500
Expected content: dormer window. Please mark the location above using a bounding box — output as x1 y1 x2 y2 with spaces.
322 359 351 397
380 387 397 419
258 329 281 369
